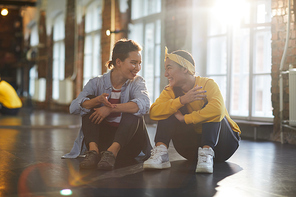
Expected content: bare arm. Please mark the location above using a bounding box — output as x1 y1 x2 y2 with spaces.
81 93 112 109
111 101 139 114
89 102 139 124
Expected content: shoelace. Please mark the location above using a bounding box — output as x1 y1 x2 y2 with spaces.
150 148 164 159
198 152 208 163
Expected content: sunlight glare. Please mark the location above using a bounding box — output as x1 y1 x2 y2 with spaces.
211 0 248 26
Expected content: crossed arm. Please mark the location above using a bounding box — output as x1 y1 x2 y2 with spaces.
81 93 139 124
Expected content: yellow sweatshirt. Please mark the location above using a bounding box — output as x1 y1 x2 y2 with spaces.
0 80 22 109
150 76 241 134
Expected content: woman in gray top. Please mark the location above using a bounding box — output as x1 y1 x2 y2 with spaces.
63 39 151 170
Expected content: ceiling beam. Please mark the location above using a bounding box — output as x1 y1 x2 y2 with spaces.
0 1 36 7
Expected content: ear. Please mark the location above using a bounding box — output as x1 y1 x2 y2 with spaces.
183 67 189 74
115 58 122 67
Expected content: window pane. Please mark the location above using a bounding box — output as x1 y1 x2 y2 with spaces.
254 29 271 73
129 23 144 46
154 45 161 101
252 75 273 117
29 65 37 96
93 33 101 76
128 23 143 76
84 35 92 54
207 36 227 75
53 43 59 59
232 28 250 75
144 22 155 102
53 15 64 41
230 75 249 116
155 20 161 44
210 76 227 104
85 8 92 33
147 0 161 15
30 25 39 46
52 79 59 100
53 60 59 79
131 0 161 19
256 0 271 23
230 27 250 117
85 2 102 33
84 55 92 79
208 14 227 36
59 42 65 80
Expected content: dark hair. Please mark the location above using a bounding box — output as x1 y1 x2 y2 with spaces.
106 39 142 69
171 50 195 67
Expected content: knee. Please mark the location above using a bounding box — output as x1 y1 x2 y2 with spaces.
121 113 142 124
82 109 96 124
158 115 177 125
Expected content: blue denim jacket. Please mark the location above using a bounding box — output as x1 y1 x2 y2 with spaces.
62 71 150 158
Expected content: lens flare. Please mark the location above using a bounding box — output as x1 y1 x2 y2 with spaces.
1 8 8 16
60 189 72 196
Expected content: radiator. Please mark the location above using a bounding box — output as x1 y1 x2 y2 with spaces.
57 79 73 105
289 68 296 126
32 78 46 102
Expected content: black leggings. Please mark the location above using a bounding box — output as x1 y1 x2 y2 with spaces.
154 115 240 162
82 110 151 160
0 103 20 116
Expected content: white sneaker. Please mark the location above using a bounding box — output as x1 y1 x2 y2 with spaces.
143 145 171 169
195 147 214 173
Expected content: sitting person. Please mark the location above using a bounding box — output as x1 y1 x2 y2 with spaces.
143 47 241 173
0 75 22 116
62 39 152 170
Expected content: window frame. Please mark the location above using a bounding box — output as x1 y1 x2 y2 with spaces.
52 13 65 101
83 1 103 87
28 24 39 97
129 0 163 102
204 0 273 121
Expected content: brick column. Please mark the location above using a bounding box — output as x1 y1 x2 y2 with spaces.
46 29 53 109
65 0 75 78
75 16 85 98
38 11 47 79
271 0 296 143
101 0 127 74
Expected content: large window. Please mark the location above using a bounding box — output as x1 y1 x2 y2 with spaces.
205 0 272 120
129 0 162 102
29 24 39 97
52 14 65 100
83 1 102 86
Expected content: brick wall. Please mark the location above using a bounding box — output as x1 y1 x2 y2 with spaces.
101 0 127 74
101 0 112 74
271 0 296 144
75 16 85 98
0 9 22 85
38 11 47 79
65 0 75 78
164 0 191 51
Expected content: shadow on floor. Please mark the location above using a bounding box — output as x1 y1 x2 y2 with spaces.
15 157 242 197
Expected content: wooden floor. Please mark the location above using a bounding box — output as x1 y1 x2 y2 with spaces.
0 109 295 197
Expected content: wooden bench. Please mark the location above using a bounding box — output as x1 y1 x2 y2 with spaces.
233 119 273 140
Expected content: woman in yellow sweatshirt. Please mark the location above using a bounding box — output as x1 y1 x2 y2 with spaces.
0 75 22 116
143 48 241 173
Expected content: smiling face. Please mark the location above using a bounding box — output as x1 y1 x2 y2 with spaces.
117 51 142 80
164 58 187 87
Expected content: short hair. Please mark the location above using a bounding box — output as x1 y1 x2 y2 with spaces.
106 39 142 69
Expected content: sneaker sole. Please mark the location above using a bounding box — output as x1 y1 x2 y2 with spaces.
143 161 171 169
195 166 213 173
